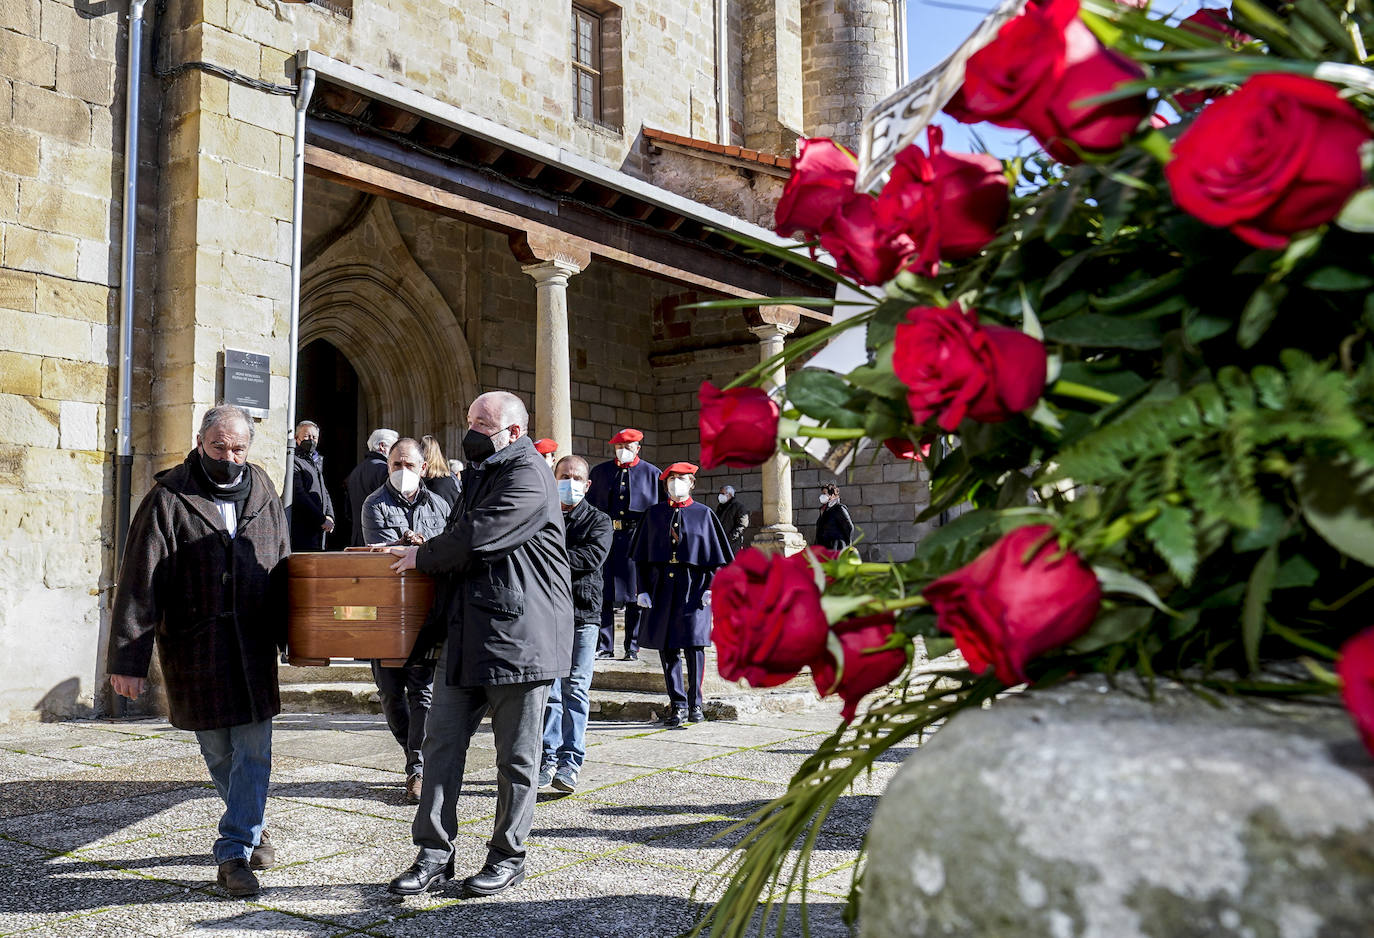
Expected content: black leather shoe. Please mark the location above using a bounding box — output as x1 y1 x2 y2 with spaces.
620 652 638 661
463 863 526 896
662 708 687 727
387 857 455 895
688 707 705 723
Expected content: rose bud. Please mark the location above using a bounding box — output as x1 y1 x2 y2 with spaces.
811 613 909 723
1337 627 1374 757
714 548 833 688
892 305 1047 431
1165 73 1373 249
698 381 780 470
923 524 1102 686
775 138 861 239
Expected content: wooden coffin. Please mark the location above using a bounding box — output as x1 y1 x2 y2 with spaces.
286 551 436 667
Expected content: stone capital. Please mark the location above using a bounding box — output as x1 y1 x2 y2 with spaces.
744 304 801 336
509 230 592 271
521 259 584 285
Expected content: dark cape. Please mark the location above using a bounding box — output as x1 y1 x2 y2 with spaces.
586 457 662 604
629 499 733 649
815 501 855 552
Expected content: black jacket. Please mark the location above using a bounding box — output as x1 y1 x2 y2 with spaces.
342 452 389 546
288 454 334 551
409 436 574 687
424 472 461 510
714 497 749 554
563 498 613 624
107 454 290 731
815 502 855 552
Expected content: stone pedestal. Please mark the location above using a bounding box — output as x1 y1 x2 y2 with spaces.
749 313 806 556
860 675 1374 938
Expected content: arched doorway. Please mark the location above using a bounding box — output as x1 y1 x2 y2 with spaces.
295 338 362 546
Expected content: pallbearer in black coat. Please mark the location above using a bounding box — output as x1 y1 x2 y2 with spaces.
586 428 662 660
629 462 733 726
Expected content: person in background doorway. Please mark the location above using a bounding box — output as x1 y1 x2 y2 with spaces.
107 404 290 898
447 458 464 496
540 454 612 793
342 428 397 546
360 437 447 803
815 481 855 552
630 463 733 727
289 420 334 551
586 428 661 661
713 484 749 555
533 438 559 470
421 434 460 509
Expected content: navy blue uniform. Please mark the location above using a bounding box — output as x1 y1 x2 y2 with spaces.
630 499 733 712
586 457 661 655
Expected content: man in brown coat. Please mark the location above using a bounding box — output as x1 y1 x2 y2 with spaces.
107 404 291 898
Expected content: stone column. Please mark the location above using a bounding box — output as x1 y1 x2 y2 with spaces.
522 260 582 456
801 0 900 152
747 307 807 555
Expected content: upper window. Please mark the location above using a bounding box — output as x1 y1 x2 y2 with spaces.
572 5 603 123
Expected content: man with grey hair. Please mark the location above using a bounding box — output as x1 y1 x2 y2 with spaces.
289 420 334 551
714 484 749 555
107 404 291 898
385 390 573 899
342 427 399 546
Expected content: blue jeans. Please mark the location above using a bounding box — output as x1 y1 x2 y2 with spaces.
542 621 598 772
195 718 273 863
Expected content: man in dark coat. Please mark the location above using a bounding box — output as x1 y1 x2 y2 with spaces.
107 404 290 899
341 428 396 546
713 484 749 554
540 454 612 793
815 481 856 552
385 391 573 900
630 462 733 727
288 420 334 551
586 428 661 660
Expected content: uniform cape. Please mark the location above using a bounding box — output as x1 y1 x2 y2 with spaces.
587 456 662 604
629 500 733 649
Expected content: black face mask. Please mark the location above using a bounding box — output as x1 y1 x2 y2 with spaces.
200 449 245 485
296 439 316 458
462 428 497 465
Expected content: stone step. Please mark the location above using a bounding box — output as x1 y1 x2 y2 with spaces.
280 664 374 684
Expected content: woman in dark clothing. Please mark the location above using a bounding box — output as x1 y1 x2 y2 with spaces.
420 434 461 508
815 481 855 552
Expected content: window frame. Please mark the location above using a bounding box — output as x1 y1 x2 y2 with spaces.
572 4 604 123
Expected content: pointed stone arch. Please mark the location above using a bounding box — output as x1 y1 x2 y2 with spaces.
300 198 478 458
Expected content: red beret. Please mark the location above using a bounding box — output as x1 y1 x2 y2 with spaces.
609 428 644 445
533 438 559 455
659 462 699 480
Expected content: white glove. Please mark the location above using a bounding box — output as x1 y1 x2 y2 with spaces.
636 592 652 608
702 590 712 606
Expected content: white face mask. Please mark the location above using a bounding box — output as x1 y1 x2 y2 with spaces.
390 468 421 495
615 446 636 464
819 493 831 505
718 493 729 504
667 478 692 500
557 478 587 507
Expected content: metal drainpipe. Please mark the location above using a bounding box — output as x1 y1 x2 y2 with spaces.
715 0 729 143
282 66 316 509
112 0 148 719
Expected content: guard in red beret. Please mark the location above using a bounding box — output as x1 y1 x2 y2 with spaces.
533 438 559 470
629 462 733 725
586 428 662 660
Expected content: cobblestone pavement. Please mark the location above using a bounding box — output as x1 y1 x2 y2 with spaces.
0 704 908 937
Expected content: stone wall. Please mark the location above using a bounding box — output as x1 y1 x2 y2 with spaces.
801 0 899 152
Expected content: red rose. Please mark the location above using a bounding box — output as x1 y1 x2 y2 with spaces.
876 127 1009 270
953 0 1149 164
924 524 1101 685
892 305 1047 431
775 138 860 239
1337 627 1374 757
1165 73 1372 249
882 436 933 461
699 381 780 470
714 548 833 688
1174 9 1251 111
811 613 908 722
818 193 918 286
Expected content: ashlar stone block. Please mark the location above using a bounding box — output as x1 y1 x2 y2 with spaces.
58 399 99 450
0 392 59 447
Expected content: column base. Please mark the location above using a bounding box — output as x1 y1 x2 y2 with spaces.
748 525 807 556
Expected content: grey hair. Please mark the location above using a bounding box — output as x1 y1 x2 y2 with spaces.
367 428 399 452
295 420 319 432
199 404 255 444
722 485 736 496
477 390 529 432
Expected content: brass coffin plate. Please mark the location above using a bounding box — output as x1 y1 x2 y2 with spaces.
333 605 378 621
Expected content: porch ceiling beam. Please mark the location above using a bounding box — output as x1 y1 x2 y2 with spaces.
305 144 822 318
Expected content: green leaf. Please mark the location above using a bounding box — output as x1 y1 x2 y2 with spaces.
1231 501 1287 553
1273 554 1319 590
913 508 1001 567
785 370 862 427
1241 545 1278 674
1184 310 1230 344
1303 266 1374 291
1237 282 1287 349
1146 504 1198 584
1091 565 1181 616
1044 313 1163 349
1335 189 1374 233
847 343 908 399
1068 605 1152 654
1294 455 1374 566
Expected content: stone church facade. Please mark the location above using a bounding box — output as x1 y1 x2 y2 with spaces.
0 0 929 722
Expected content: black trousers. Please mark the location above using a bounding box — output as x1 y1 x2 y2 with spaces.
597 601 641 656
371 661 435 777
660 646 705 711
